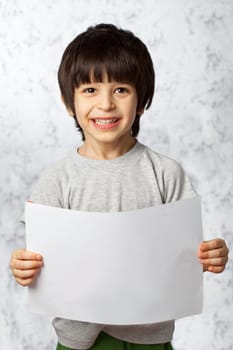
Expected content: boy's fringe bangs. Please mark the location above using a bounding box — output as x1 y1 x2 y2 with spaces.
74 50 138 87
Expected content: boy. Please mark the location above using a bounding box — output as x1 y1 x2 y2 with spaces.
10 24 229 350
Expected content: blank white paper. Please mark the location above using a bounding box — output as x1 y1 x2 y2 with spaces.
25 196 203 325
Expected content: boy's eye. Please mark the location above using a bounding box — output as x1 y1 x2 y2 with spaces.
84 87 96 93
115 87 128 93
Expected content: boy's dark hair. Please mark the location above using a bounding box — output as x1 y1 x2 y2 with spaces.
58 23 155 140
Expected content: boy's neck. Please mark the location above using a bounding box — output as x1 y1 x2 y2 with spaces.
77 137 137 160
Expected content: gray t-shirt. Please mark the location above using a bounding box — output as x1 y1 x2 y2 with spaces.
29 141 196 349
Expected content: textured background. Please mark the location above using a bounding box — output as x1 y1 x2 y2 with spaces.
0 0 233 349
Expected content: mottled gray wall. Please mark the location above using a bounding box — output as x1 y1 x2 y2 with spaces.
0 0 232 349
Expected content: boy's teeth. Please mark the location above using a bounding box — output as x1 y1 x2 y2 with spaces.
95 119 117 125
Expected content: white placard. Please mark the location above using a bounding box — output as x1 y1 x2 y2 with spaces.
25 197 203 325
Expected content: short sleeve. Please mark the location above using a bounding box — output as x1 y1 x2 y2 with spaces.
29 168 63 208
20 168 63 223
162 159 197 203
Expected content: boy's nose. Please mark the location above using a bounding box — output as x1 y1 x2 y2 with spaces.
98 92 115 111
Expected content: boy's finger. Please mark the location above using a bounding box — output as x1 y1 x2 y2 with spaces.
199 256 228 266
12 259 43 270
15 277 35 287
199 238 225 251
13 250 42 261
199 247 227 259
13 268 40 279
207 265 225 273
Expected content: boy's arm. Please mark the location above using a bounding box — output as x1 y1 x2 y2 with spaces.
198 238 229 273
10 249 43 286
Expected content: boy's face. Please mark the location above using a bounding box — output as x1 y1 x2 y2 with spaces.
67 73 141 149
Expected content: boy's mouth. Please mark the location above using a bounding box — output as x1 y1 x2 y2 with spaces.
91 118 120 129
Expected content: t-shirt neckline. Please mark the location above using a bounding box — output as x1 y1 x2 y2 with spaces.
74 140 144 167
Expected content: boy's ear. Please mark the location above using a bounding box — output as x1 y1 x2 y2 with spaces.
60 95 74 117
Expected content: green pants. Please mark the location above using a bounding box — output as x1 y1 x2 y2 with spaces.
56 331 173 350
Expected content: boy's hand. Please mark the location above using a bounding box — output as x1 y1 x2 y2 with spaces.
10 249 43 286
198 238 229 273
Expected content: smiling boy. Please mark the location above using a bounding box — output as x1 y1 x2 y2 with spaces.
10 24 228 350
